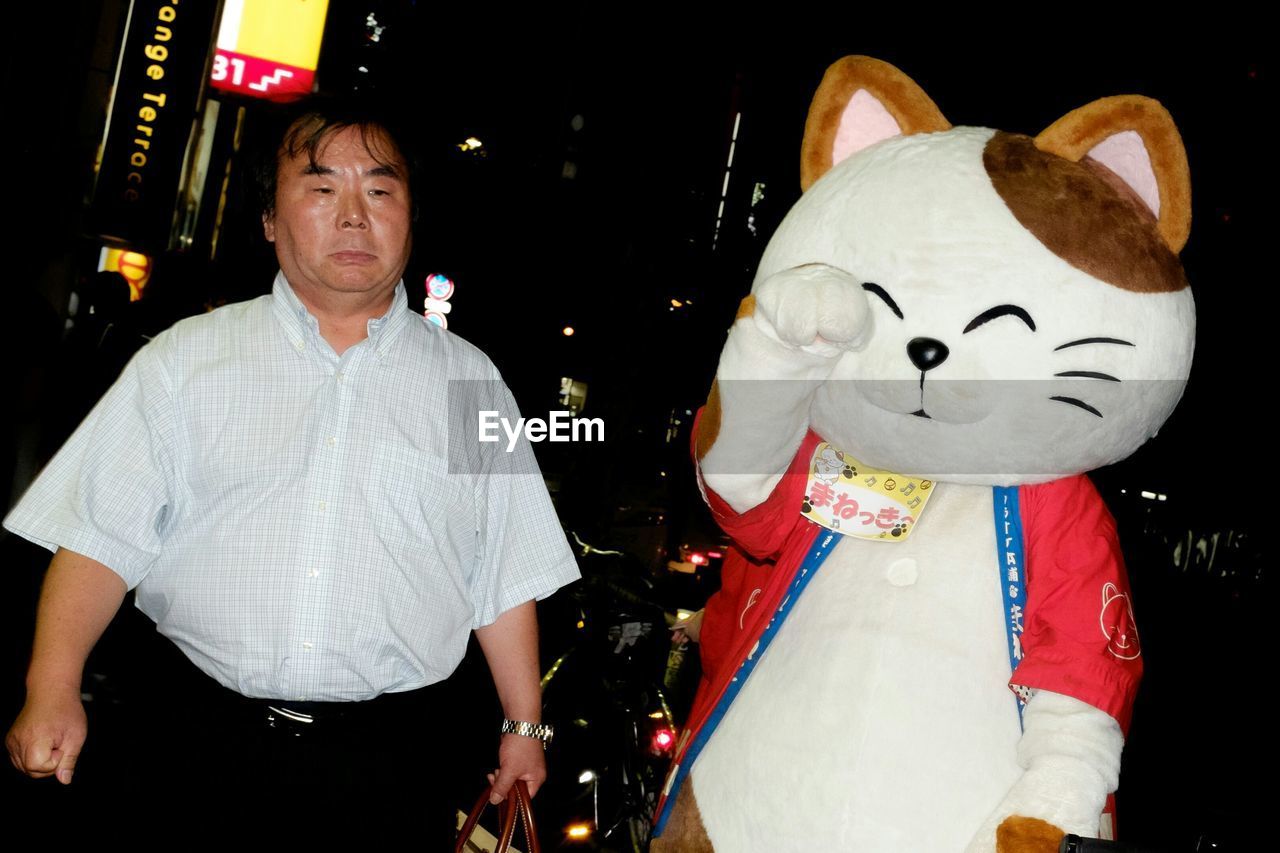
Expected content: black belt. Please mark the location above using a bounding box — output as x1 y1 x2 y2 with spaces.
190 676 452 738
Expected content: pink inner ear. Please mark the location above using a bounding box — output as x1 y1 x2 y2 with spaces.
1086 130 1160 218
832 89 902 168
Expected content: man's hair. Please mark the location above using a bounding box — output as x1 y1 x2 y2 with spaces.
251 95 422 222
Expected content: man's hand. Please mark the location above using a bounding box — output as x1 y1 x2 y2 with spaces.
6 686 87 784
7 548 125 786
486 733 547 804
671 608 704 645
474 601 547 805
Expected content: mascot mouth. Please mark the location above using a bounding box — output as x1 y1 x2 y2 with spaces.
910 408 931 419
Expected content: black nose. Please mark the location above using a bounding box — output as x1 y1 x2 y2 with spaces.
907 337 950 372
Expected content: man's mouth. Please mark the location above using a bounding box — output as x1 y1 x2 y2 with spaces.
330 251 377 263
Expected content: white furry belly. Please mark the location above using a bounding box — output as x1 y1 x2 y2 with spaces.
692 484 1023 852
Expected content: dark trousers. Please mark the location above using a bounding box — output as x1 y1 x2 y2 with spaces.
114 637 467 847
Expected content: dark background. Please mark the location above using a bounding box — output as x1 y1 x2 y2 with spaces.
1 4 1269 848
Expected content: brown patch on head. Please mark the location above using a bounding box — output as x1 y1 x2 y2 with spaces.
1036 95 1191 253
801 56 951 192
649 782 716 853
984 132 1188 294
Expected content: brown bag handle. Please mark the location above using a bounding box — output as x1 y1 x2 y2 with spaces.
455 780 541 853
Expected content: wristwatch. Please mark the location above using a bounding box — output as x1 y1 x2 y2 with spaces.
501 719 555 748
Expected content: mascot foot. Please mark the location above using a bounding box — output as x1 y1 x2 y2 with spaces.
996 815 1066 853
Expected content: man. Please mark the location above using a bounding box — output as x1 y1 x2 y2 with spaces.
4 99 579 841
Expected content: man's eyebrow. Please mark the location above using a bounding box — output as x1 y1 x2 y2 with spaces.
367 164 404 179
301 163 334 176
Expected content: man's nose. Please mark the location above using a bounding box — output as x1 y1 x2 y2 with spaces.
340 193 369 230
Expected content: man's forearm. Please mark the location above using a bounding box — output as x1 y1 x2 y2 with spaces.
26 548 128 697
474 600 542 722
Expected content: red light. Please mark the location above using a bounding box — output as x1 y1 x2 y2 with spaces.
707 550 723 559
689 553 707 566
652 728 675 752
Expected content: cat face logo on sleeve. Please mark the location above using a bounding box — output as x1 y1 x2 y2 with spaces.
800 442 934 541
1101 582 1141 660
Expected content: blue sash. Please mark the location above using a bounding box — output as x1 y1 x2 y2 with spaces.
992 485 1028 727
654 530 839 834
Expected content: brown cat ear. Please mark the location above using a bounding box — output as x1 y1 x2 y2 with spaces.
800 56 951 192
1036 96 1191 253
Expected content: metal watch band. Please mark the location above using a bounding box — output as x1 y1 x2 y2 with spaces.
501 719 554 746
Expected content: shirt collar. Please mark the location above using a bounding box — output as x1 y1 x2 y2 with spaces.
271 271 411 358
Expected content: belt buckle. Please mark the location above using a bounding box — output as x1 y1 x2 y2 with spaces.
265 704 315 737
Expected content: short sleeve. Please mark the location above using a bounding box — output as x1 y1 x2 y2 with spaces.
3 339 177 589
691 406 820 561
1011 475 1143 733
466 375 580 629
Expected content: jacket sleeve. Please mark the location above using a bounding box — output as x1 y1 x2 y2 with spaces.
691 406 821 561
689 407 822 684
1012 475 1143 733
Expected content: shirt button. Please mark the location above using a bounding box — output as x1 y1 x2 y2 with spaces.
326 436 337 447
294 340 305 351
309 568 320 578
302 642 313 650
335 371 344 382
316 501 327 512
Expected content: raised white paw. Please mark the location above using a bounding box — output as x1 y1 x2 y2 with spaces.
752 264 874 357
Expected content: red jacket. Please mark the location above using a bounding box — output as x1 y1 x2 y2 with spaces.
655 415 1142 834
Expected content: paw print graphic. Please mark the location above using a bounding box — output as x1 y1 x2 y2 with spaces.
842 465 856 479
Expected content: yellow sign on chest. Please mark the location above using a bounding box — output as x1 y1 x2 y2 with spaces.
800 442 935 541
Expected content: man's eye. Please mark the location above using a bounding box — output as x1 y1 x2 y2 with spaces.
368 188 391 197
313 187 334 194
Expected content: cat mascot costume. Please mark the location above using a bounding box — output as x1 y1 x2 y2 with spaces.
650 56 1194 852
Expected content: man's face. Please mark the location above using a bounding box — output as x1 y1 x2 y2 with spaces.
263 123 412 307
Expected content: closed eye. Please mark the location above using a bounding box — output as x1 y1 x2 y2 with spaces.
1054 371 1121 382
1054 337 1135 351
963 304 1036 334
862 283 902 319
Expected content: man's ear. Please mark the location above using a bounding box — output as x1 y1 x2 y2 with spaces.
262 211 276 242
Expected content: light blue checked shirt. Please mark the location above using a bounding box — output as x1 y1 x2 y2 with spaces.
5 272 580 701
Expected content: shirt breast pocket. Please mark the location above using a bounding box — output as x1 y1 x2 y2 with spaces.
367 441 475 562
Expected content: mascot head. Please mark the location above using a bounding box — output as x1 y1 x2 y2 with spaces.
753 56 1195 484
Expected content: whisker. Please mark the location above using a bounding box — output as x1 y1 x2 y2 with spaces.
1054 371 1121 382
1049 396 1103 418
1054 337 1134 352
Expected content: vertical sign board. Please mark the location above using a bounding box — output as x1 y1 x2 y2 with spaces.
210 0 328 101
88 0 220 252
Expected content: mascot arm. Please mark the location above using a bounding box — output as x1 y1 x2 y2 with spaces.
700 265 872 514
970 475 1142 853
967 689 1123 853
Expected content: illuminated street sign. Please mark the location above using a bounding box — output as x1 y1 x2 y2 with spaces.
211 0 329 100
